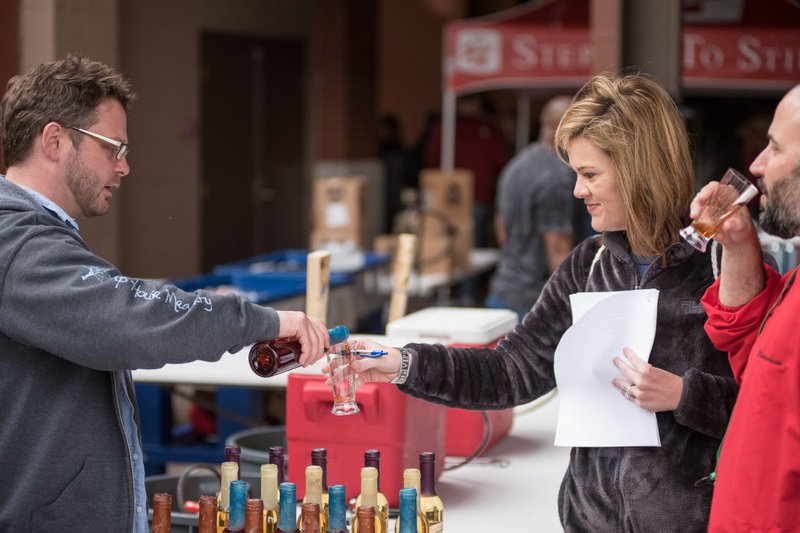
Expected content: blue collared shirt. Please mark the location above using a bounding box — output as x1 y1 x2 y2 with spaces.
15 181 149 533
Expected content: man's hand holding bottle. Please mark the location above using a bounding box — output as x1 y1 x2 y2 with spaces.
274 311 329 366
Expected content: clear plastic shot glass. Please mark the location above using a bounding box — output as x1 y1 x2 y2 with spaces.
327 341 360 416
680 168 759 252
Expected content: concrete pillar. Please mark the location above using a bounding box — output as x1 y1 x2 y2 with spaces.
622 0 682 98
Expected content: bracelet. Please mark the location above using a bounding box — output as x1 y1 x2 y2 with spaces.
390 347 411 385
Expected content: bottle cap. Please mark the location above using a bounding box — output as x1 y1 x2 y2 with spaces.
328 325 350 345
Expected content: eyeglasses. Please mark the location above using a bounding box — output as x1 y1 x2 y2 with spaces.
70 127 129 160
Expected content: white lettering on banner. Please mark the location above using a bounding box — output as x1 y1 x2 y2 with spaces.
511 35 591 72
685 32 800 77
684 34 724 71
738 36 800 74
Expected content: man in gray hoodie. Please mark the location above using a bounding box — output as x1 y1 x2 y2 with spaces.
0 54 329 532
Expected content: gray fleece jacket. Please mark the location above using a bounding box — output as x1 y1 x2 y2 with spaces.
0 176 280 531
400 232 738 532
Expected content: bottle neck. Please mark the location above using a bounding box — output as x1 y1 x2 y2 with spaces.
398 491 417 533
228 480 247 529
327 485 347 529
420 459 436 497
278 484 297 529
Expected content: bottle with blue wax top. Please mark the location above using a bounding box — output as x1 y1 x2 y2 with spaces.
223 480 247 532
327 484 349 533
276 482 300 533
397 488 419 533
249 325 349 377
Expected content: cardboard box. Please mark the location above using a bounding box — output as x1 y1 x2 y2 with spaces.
311 177 368 248
386 307 519 456
420 169 474 270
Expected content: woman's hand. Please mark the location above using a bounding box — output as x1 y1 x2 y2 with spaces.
322 338 406 385
611 347 683 412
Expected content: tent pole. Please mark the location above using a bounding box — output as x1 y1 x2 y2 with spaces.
516 92 531 154
441 89 456 173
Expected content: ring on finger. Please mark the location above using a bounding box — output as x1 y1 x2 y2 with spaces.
624 384 634 400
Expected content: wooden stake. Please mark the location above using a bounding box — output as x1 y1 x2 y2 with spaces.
388 233 417 323
306 250 331 322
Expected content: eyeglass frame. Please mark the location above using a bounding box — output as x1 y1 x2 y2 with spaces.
69 126 129 160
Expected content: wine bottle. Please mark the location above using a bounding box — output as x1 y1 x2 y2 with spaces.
351 467 386 533
354 450 388 527
394 469 427 533
396 488 419 533
245 499 264 533
250 325 349 377
300 502 321 533
269 446 286 485
199 494 218 533
224 480 247 532
261 463 279 533
297 465 327 532
311 448 329 518
355 507 376 533
418 453 443 533
218 461 239 533
226 443 242 480
151 492 172 533
327 484 349 533
276 482 300 533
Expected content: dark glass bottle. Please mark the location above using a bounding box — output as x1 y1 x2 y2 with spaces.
249 325 349 377
198 494 217 533
276 482 300 533
355 507 376 533
269 446 286 485
311 448 329 514
301 502 321 533
151 492 172 533
396 488 418 533
354 450 388 527
224 479 248 532
327 484 349 533
245 498 264 533
226 443 242 480
418 453 443 533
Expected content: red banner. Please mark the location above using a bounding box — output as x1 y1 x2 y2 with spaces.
683 27 800 88
445 24 800 92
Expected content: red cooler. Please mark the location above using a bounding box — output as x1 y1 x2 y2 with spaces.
386 307 518 457
286 374 446 507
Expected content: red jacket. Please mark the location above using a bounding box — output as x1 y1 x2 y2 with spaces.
702 265 800 532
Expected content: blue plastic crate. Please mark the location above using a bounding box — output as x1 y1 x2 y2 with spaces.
169 271 306 304
213 248 389 277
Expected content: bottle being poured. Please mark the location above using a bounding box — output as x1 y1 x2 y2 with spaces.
249 325 350 377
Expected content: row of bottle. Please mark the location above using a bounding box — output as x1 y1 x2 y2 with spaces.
150 445 444 532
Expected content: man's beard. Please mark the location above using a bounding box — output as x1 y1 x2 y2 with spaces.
65 151 108 217
759 164 800 239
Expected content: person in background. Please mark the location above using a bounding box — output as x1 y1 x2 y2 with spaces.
486 95 576 321
378 113 409 233
695 83 800 531
0 54 329 532
424 92 508 248
342 73 738 532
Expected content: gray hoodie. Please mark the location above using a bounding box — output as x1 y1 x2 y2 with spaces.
400 232 739 532
0 176 279 531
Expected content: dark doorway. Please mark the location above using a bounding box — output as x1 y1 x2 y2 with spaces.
201 32 307 271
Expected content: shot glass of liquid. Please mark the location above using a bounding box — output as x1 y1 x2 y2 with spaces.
327 341 360 416
680 168 759 252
